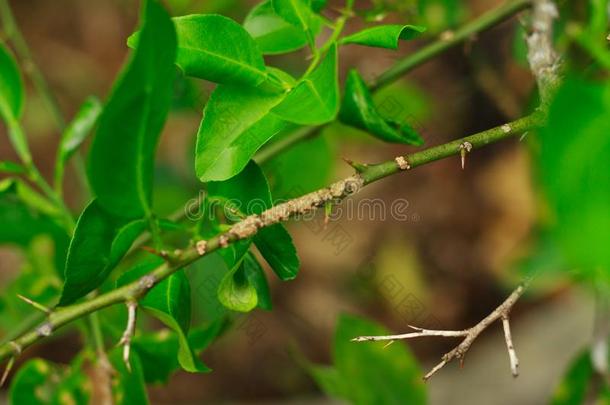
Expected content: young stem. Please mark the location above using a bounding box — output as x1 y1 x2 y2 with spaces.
370 0 532 91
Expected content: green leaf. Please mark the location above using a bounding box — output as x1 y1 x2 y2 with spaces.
340 24 426 49
195 84 287 182
88 0 176 219
254 224 299 280
0 43 24 121
118 259 210 373
0 43 30 164
8 357 90 405
57 96 102 165
0 160 25 174
208 161 300 279
109 350 150 405
311 0 328 12
133 321 223 383
243 252 272 310
548 351 591 405
272 0 316 40
538 78 610 274
262 130 333 200
130 14 269 86
244 0 322 55
59 199 146 305
339 69 423 145
307 314 427 405
218 258 258 312
271 45 339 125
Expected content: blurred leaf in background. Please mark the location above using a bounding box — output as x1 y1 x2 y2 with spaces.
307 314 427 405
537 77 610 277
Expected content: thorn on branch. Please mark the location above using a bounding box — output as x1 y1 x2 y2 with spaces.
0 356 15 387
117 301 137 372
352 283 528 381
16 294 51 314
343 157 368 173
459 142 473 170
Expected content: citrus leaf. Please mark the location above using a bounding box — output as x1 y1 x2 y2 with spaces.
244 0 322 55
254 224 299 280
538 78 610 273
339 69 423 145
88 0 176 219
0 43 24 121
272 0 316 42
57 96 102 164
130 14 269 86
59 199 146 305
218 258 258 312
271 45 339 125
340 24 426 49
195 84 288 182
307 314 427 404
243 252 272 310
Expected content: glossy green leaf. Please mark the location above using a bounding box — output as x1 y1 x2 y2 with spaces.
0 44 30 164
59 199 146 305
109 350 150 405
0 43 24 121
308 314 427 404
118 259 210 373
272 0 316 43
88 0 176 219
244 0 321 55
173 14 269 86
218 258 258 312
208 161 300 279
339 69 423 145
0 160 25 174
133 321 223 384
57 96 102 165
271 45 339 125
195 84 287 182
130 14 269 86
254 224 299 280
538 78 610 273
340 24 426 49
243 252 272 310
262 130 333 200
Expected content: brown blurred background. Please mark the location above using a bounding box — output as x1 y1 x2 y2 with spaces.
0 0 593 404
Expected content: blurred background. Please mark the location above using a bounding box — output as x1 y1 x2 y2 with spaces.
0 0 594 404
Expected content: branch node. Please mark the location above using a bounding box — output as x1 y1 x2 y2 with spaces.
36 322 53 337
195 240 208 256
459 142 473 170
395 156 411 171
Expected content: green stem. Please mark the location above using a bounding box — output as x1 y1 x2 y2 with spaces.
0 110 545 362
370 0 532 91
